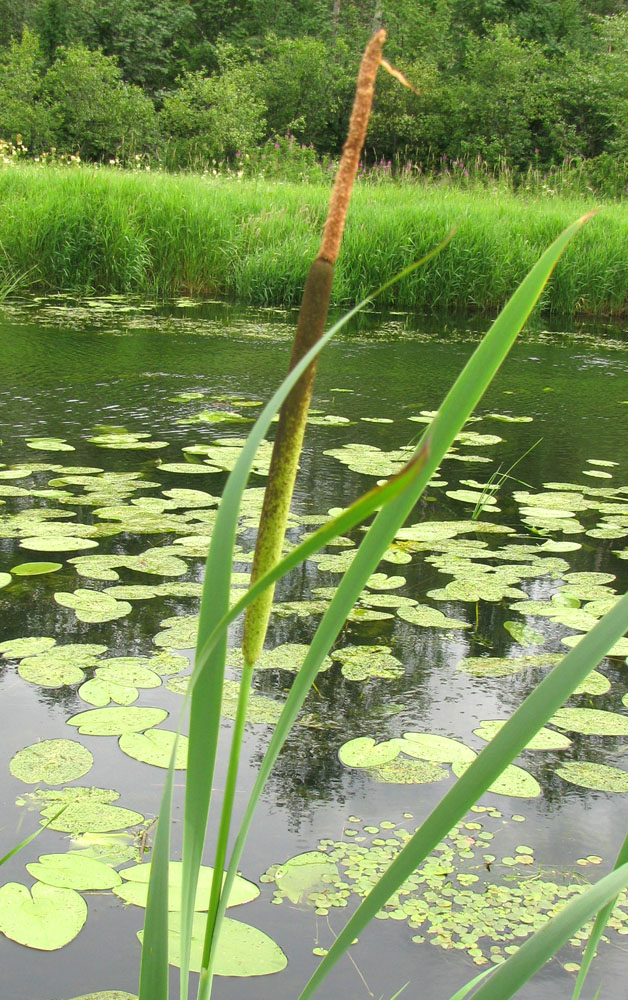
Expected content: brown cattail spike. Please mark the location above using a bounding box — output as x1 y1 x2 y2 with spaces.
318 28 386 264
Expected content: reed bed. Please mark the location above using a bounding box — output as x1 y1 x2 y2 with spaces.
1 165 626 316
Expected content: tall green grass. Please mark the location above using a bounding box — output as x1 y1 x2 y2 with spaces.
0 165 626 316
138 212 628 1000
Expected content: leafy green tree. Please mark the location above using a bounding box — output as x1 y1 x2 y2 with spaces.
90 0 196 92
0 26 56 150
43 44 158 158
159 66 266 167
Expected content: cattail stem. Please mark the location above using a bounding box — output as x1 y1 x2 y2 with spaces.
242 30 386 667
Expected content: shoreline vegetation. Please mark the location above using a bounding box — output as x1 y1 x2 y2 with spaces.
0 164 626 318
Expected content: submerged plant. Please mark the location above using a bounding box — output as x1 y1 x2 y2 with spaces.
135 33 628 1000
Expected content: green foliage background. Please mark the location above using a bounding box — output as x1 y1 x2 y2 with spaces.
1 0 628 185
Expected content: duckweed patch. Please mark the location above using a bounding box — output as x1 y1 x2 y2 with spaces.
263 813 628 967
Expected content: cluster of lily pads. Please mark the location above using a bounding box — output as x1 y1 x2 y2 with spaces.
1 398 627 993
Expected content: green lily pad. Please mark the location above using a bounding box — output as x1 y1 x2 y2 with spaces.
11 561 63 576
54 590 132 623
561 634 628 657
26 854 122 890
229 643 332 674
95 662 162 688
397 605 470 629
67 707 168 736
57 993 137 999
18 657 86 687
400 733 477 764
17 644 107 686
273 852 339 905
338 737 401 768
456 654 561 677
10 739 93 784
78 678 139 707
158 463 220 475
88 432 167 450
26 438 75 452
503 622 545 647
115 861 258 910
556 762 628 793
0 882 87 950
368 758 448 784
118 730 188 769
452 761 541 798
473 720 571 750
138 912 287 976
41 801 144 833
0 636 56 658
330 645 404 681
573 670 611 695
20 536 100 555
366 573 406 590
0 572 12 588
549 708 628 736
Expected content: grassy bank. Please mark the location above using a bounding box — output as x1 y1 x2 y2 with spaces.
0 166 626 316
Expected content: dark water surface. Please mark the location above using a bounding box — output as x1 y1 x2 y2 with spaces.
1 299 628 1000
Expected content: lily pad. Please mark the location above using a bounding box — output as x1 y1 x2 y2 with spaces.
78 678 139 707
369 758 448 784
273 852 339 905
549 708 628 736
0 882 87 950
26 854 122 890
0 572 12 588
57 993 137 999
503 622 545 647
18 657 86 688
456 654 561 678
0 636 56 658
115 861 258 910
57 994 137 1000
54 589 132 623
10 739 93 784
339 737 402 768
229 643 333 674
556 762 628 793
20 536 99 552
400 733 477 764
26 438 75 452
397 605 470 630
41 801 144 833
11 562 63 576
118 730 188 769
67 707 168 736
452 761 541 798
330 645 404 681
573 670 611 695
473 720 571 751
144 911 286 977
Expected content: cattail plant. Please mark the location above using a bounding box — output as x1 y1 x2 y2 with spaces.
242 28 387 668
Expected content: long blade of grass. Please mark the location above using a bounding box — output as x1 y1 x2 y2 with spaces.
448 968 494 1000
572 831 628 1000
297 590 628 1000
0 806 67 867
465 863 628 1000
198 213 594 1000
137 237 453 1000
138 743 177 1000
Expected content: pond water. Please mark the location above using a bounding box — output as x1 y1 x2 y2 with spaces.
1 298 628 1000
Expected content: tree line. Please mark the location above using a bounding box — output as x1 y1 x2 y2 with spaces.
1 0 628 176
